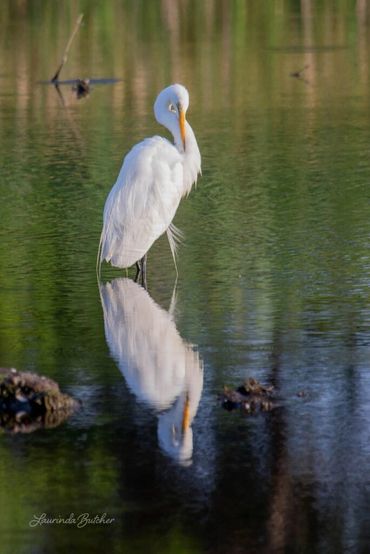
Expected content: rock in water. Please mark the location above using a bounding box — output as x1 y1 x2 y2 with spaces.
72 78 90 98
0 368 80 433
221 378 275 414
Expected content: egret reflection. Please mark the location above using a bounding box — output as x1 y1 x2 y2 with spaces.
99 278 203 464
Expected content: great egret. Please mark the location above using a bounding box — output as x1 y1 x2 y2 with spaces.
97 84 201 280
99 278 203 464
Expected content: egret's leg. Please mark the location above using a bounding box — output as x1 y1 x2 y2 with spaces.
135 261 141 282
134 255 147 287
140 254 147 289
141 254 147 275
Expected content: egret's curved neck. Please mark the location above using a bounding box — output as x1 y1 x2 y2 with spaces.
154 106 182 152
155 103 201 196
155 109 199 160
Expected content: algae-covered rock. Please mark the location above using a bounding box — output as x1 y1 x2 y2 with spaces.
221 378 275 414
0 368 80 433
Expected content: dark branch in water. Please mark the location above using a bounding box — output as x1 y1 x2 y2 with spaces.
54 82 66 106
51 13 84 83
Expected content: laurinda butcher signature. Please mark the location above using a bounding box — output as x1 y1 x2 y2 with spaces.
29 513 115 528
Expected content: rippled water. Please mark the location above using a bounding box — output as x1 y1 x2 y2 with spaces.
1 2 370 552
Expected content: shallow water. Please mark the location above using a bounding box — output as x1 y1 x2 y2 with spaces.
1 2 370 552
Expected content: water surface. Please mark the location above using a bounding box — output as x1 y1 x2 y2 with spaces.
1 2 370 552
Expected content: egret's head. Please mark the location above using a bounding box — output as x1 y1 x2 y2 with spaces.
154 84 189 150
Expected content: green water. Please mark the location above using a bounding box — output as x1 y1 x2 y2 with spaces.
1 1 370 552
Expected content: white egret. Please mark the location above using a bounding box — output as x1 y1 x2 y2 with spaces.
97 84 201 280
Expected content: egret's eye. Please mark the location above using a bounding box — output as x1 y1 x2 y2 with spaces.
169 103 177 113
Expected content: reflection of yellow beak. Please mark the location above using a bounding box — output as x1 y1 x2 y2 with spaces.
179 108 186 150
181 395 190 433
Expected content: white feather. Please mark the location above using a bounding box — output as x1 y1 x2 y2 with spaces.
166 223 184 276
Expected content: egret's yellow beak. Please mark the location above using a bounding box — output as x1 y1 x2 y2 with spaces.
181 395 190 433
179 108 186 150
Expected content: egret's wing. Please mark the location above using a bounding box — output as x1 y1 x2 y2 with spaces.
99 136 183 269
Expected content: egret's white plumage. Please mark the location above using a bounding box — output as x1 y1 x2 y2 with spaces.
98 84 201 273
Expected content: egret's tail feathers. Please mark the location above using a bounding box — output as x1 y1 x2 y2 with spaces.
96 224 107 281
96 207 116 279
96 233 103 281
166 223 184 277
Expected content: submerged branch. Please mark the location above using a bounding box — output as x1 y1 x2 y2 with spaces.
51 13 84 83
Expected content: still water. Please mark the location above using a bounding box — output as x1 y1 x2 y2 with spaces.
1 1 370 552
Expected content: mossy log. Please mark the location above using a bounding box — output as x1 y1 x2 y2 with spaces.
0 368 80 433
221 378 275 414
